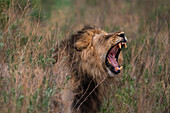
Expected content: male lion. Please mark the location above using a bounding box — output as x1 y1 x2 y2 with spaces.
52 26 127 113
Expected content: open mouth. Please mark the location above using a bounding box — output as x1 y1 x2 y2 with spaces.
105 42 127 74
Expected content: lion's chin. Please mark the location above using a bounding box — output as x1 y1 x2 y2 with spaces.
106 67 116 77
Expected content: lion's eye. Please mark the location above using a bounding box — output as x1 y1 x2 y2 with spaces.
105 35 112 39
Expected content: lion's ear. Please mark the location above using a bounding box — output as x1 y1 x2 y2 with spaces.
74 32 93 51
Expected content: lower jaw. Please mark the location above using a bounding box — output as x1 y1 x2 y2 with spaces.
106 67 120 77
105 60 121 75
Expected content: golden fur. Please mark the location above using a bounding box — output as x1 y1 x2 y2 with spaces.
51 26 127 113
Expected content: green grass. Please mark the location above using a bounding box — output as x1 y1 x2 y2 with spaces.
0 0 169 113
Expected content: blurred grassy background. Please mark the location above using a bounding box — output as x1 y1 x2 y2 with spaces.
0 0 169 113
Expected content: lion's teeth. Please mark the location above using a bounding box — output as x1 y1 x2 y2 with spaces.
125 43 127 48
123 43 127 48
115 66 123 71
107 58 111 64
118 43 121 49
115 67 119 71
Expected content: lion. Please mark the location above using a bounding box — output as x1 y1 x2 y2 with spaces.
51 26 127 113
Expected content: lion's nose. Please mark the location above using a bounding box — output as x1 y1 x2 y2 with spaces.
117 32 127 42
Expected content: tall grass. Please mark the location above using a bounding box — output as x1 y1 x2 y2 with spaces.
0 0 169 113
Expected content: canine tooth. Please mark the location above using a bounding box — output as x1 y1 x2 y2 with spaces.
120 66 123 70
115 67 119 71
107 58 111 64
123 43 127 48
125 43 127 48
118 43 121 49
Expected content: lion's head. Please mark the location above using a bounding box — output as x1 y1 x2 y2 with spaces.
53 26 128 113
72 26 127 77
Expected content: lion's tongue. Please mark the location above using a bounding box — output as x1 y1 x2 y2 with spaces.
108 54 118 68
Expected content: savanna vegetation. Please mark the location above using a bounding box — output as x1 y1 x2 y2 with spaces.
0 0 169 113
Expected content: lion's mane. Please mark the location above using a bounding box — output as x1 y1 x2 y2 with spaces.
52 26 123 113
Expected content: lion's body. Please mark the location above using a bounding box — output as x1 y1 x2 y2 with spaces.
51 26 126 113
